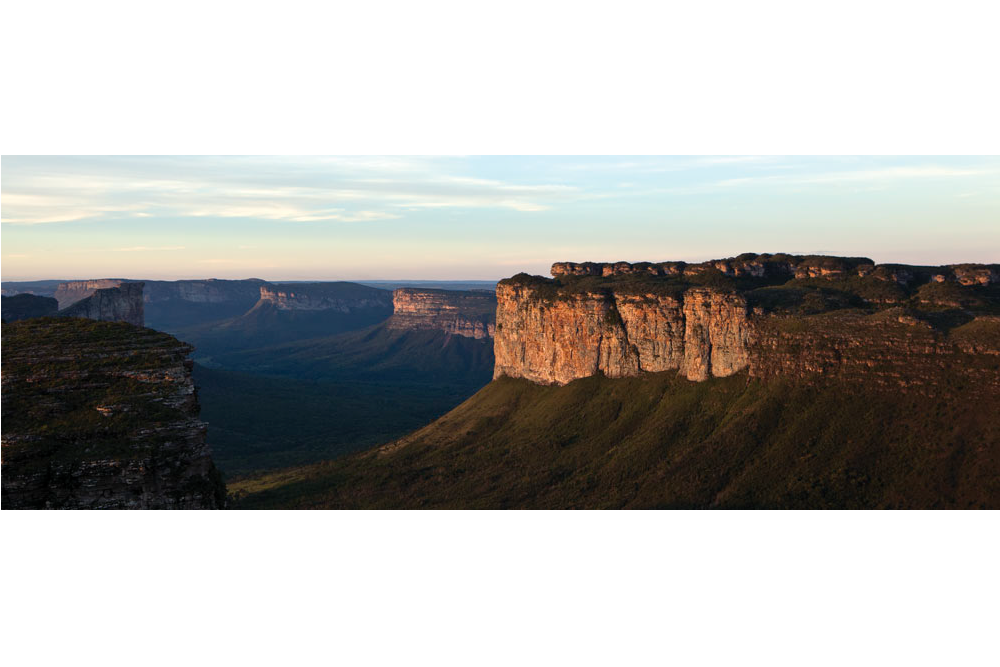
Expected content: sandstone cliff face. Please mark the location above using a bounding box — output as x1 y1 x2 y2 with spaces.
493 283 752 384
259 283 392 311
57 282 145 327
54 279 125 308
679 288 753 381
1 318 225 509
387 288 497 339
495 253 1000 388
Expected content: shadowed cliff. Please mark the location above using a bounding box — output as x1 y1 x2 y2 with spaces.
2 318 226 509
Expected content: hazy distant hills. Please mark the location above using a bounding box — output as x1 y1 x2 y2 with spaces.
1 293 58 322
215 324 495 386
175 282 394 359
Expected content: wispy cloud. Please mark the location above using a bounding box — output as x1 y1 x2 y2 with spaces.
111 245 186 252
0 156 578 225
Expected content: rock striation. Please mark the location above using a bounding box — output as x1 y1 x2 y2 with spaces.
387 288 497 339
57 282 145 327
1 318 225 509
259 282 393 311
495 253 1000 388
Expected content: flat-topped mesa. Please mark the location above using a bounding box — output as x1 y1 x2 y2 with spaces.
54 279 126 308
387 288 497 339
258 282 393 311
497 253 1000 388
57 282 145 327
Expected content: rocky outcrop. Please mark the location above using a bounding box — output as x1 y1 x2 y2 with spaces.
495 253 1000 388
57 282 145 327
387 288 497 339
54 279 126 308
950 264 999 286
1 294 59 322
258 282 393 311
1 318 225 509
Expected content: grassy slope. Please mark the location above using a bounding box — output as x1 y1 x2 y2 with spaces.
230 372 1000 509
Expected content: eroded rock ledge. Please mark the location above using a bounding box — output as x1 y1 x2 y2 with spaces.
495 253 1000 388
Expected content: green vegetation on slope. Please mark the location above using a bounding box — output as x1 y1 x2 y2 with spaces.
230 372 1000 509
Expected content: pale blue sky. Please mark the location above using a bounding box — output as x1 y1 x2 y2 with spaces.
1 156 998 280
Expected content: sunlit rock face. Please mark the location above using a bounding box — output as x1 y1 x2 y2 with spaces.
57 282 145 327
493 253 1000 388
493 283 751 384
387 288 497 339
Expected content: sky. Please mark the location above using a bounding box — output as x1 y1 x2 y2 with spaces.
1 155 998 281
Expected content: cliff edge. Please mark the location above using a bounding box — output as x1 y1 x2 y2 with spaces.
1 318 225 509
57 282 145 327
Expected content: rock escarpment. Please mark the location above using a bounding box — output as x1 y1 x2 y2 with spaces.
495 253 1000 387
54 279 126 308
143 278 269 304
57 282 145 327
387 288 497 339
493 282 752 383
259 282 393 311
1 318 225 509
